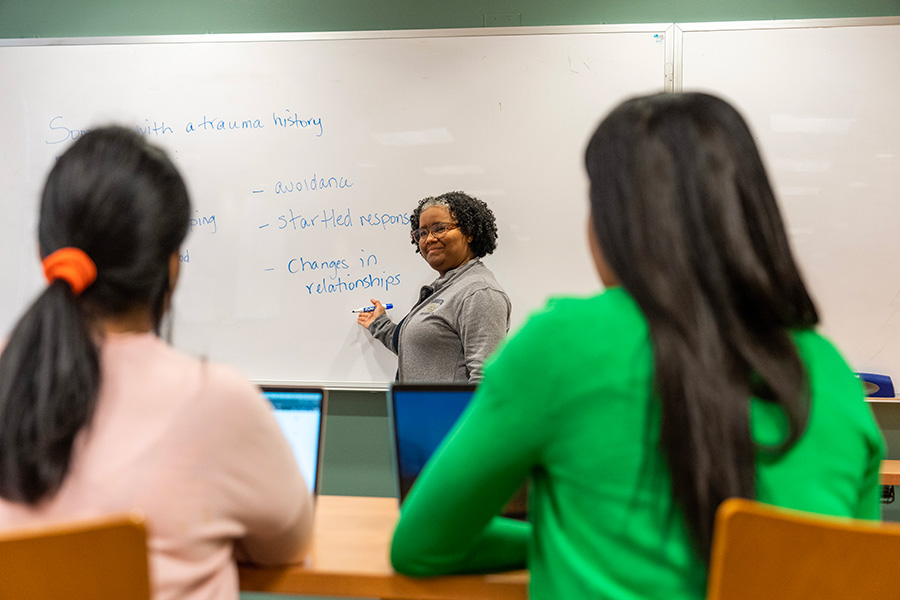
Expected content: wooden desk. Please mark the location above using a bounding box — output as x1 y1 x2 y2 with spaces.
238 495 528 599
881 460 900 486
243 465 900 598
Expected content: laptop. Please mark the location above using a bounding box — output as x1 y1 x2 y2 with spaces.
388 383 528 519
260 385 327 497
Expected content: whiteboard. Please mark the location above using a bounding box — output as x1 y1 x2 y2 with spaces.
677 18 900 381
0 25 670 388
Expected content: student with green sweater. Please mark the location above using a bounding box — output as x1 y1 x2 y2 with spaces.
390 92 884 599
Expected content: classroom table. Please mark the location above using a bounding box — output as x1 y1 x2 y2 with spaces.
881 460 900 486
238 495 528 600
240 464 900 598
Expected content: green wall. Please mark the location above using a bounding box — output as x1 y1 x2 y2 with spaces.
1 0 899 38
318 391 394 498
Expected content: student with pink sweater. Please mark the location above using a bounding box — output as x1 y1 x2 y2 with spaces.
0 127 313 600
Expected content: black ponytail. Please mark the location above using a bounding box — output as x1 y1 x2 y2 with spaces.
0 127 190 505
0 281 99 503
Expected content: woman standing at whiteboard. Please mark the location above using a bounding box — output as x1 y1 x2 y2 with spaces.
0 127 313 600
357 191 510 383
390 93 884 598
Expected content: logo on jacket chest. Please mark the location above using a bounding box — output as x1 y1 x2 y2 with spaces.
420 299 444 314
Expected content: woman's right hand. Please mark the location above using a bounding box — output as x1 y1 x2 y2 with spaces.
356 299 386 328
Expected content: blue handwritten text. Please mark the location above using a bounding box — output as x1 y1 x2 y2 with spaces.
304 272 402 295
277 208 351 230
136 119 174 136
358 211 410 230
287 256 350 278
46 116 89 145
185 115 264 133
272 110 324 137
190 212 217 234
274 174 353 194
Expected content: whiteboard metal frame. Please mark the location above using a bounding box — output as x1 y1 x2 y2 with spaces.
0 22 675 47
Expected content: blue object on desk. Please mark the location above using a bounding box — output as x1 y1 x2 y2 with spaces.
856 372 895 398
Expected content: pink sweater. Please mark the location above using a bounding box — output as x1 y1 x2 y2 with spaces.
0 332 314 599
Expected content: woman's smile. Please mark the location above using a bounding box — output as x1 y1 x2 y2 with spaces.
417 206 474 276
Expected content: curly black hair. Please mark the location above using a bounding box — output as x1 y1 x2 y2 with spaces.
409 191 498 257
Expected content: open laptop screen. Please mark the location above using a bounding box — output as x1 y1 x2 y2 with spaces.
260 386 326 496
389 383 529 519
389 383 476 502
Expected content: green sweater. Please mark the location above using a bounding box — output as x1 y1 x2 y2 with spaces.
391 288 885 599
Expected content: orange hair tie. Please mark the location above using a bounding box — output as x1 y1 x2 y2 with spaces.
42 247 97 295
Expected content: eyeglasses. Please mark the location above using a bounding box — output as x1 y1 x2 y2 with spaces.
411 222 460 243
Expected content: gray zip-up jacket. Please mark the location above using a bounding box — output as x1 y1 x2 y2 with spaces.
367 259 510 383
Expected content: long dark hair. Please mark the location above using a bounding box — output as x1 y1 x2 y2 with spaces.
0 126 190 505
585 92 818 560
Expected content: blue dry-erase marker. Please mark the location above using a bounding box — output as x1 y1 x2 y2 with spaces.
352 303 393 313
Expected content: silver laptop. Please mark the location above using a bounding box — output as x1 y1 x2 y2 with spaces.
260 385 327 496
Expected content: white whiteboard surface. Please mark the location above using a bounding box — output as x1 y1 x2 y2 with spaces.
677 18 900 381
0 25 670 388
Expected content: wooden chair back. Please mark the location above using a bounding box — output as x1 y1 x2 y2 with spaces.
0 512 150 600
707 498 900 600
